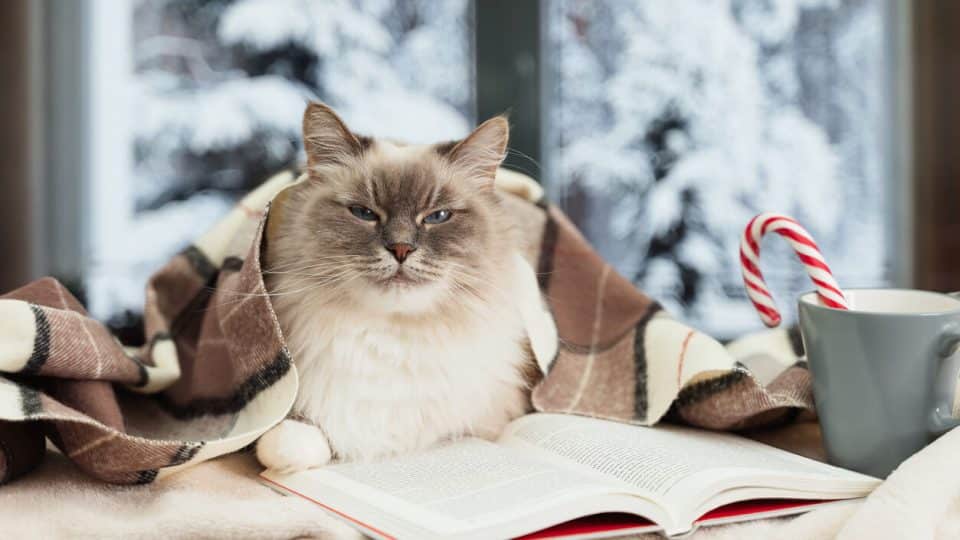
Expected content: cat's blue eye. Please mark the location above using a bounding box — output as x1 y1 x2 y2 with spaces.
423 209 452 224
349 205 378 222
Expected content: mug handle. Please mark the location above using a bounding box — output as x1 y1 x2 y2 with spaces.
930 291 960 433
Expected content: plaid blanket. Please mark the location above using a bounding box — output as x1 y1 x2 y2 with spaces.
0 170 813 485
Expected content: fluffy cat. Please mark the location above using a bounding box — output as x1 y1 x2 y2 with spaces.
256 102 540 472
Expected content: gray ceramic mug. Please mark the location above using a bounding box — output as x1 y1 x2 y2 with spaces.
798 288 960 478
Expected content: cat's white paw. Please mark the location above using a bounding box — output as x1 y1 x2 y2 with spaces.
257 419 333 473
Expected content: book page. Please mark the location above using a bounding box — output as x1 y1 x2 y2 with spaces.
499 414 874 503
263 438 667 538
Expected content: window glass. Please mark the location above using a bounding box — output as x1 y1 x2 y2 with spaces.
545 0 890 336
87 0 474 319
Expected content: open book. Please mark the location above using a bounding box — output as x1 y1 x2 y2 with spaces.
261 413 879 539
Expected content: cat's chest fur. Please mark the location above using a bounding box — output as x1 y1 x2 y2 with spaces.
281 302 531 461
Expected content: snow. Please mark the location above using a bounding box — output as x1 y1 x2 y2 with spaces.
218 0 315 51
546 0 890 338
219 0 393 55
87 0 473 320
135 75 309 154
217 0 472 144
86 193 236 317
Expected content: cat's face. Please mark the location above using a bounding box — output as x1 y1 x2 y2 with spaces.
268 103 511 315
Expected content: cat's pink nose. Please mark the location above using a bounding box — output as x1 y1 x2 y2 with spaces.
387 243 416 263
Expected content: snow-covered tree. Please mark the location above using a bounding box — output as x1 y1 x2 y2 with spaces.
546 0 888 337
88 0 473 319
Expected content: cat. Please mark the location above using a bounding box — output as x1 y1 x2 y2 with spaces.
256 102 541 473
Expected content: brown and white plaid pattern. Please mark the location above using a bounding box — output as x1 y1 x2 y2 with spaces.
492 170 814 430
0 169 813 486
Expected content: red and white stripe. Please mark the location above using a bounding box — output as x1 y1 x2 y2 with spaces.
740 212 849 327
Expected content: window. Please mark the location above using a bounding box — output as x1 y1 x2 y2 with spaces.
87 0 474 319
544 0 894 336
78 0 897 338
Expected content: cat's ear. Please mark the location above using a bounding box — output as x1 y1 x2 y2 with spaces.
441 115 509 183
302 102 368 170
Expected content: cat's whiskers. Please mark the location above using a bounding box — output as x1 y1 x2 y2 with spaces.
208 267 370 310
446 263 513 302
264 253 361 267
263 257 376 276
270 264 362 281
403 263 443 280
440 271 501 315
271 269 371 294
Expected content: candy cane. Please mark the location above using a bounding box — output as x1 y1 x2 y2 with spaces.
740 212 849 327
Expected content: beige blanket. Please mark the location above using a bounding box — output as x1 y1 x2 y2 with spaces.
3 423 957 539
0 169 814 485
